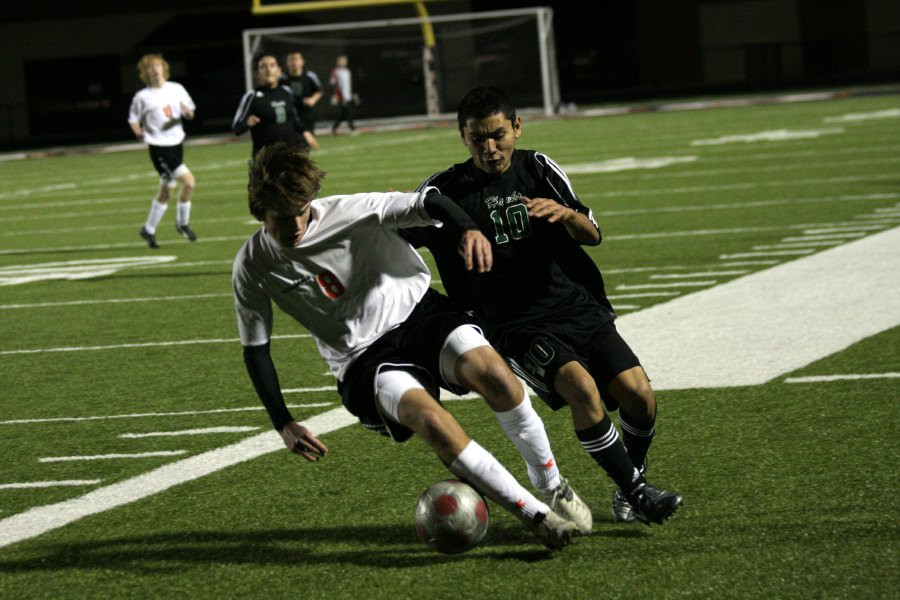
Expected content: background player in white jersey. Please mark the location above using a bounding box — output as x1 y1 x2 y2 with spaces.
128 53 198 248
402 86 683 526
329 54 356 135
232 142 590 548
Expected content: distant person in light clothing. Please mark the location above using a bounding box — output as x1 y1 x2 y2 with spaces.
329 54 357 135
128 53 198 248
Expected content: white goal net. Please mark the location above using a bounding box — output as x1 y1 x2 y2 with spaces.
241 7 560 122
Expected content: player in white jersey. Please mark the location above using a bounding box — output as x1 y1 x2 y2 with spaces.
232 142 591 548
128 53 198 248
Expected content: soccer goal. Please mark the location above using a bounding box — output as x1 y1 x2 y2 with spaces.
241 7 561 121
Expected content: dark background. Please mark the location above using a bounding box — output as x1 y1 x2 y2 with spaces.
0 0 897 150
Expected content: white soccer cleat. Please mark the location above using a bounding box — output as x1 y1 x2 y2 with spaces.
539 477 593 535
528 510 577 549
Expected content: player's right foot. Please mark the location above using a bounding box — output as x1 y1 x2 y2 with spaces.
528 510 577 549
175 222 198 242
140 226 159 249
611 488 636 523
629 484 683 525
539 477 593 534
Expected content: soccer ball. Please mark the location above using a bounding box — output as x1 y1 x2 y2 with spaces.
415 479 490 554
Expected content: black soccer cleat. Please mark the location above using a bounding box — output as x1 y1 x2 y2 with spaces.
175 222 198 242
139 226 159 249
629 484 683 526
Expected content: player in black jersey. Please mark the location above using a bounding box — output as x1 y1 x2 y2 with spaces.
402 86 683 526
232 54 314 157
281 51 322 149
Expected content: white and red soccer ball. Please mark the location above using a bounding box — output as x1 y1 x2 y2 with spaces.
415 479 490 554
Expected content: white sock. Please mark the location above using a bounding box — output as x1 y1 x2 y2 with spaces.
176 201 191 226
494 393 561 493
449 440 550 522
144 200 168 234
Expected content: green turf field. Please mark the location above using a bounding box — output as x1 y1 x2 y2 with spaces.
1 93 898 599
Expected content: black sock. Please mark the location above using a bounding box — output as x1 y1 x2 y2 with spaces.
620 411 655 472
576 414 645 495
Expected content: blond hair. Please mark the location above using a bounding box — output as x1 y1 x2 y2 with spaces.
137 54 170 85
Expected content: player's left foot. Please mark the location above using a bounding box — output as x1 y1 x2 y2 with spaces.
539 477 592 534
139 226 159 249
175 222 198 242
629 483 683 525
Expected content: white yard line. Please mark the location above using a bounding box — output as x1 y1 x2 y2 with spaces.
597 192 900 216
119 427 260 438
0 403 333 425
802 225 891 234
0 408 357 549
0 333 312 357
0 236 250 256
650 271 748 279
753 242 842 250
720 250 815 259
608 292 679 299
39 451 187 463
781 233 867 242
784 373 900 383
616 281 716 290
618 226 900 389
0 292 232 310
719 260 780 266
0 481 102 490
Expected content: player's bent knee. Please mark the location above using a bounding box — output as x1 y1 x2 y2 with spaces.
375 368 425 425
440 325 490 387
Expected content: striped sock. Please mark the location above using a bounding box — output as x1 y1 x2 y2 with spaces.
620 411 655 471
576 414 645 495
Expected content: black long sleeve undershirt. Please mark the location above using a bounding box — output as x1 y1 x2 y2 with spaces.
422 193 478 237
242 343 293 431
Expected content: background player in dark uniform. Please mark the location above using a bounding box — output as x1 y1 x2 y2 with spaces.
232 54 312 157
402 86 683 526
281 51 322 149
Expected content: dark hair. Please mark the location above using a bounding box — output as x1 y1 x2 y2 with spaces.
254 53 279 70
247 142 326 221
456 86 517 130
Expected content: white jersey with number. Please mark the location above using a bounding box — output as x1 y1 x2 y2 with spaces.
232 190 440 380
128 81 195 147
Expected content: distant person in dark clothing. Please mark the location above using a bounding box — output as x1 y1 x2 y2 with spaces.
233 54 313 156
281 51 322 149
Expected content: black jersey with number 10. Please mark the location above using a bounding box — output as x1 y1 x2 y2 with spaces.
402 149 615 335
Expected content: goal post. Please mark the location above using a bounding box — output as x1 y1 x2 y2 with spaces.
241 7 561 122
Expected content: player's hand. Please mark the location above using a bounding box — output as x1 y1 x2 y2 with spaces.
458 229 492 273
180 104 195 120
523 196 574 224
247 115 261 127
280 420 328 462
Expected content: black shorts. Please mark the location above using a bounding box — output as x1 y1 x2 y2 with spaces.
497 310 641 411
148 144 184 180
337 289 473 442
